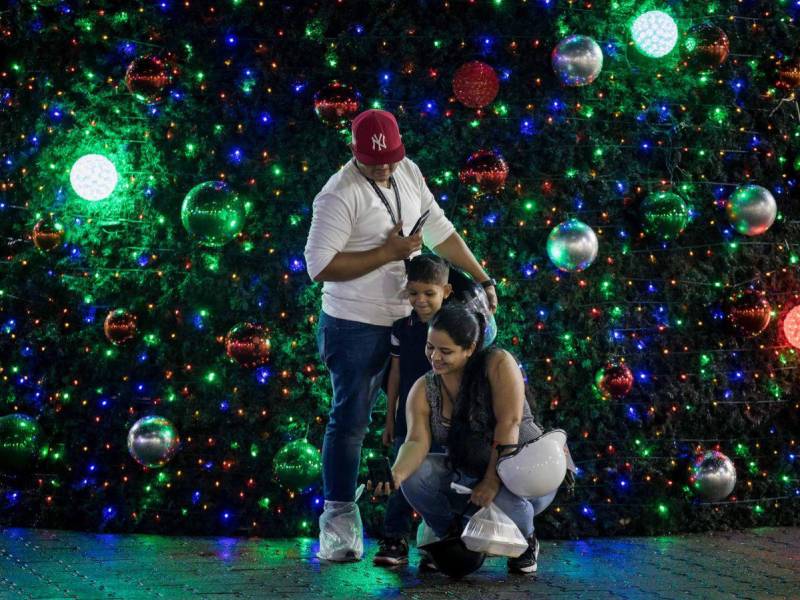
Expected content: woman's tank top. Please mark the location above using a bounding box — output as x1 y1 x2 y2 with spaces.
424 369 542 465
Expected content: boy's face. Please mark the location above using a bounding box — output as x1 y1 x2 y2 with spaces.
406 280 452 323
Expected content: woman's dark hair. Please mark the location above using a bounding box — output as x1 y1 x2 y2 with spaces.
429 303 535 476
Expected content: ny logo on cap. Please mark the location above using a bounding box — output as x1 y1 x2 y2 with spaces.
371 133 387 151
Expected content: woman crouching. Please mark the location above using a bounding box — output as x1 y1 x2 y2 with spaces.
391 302 557 575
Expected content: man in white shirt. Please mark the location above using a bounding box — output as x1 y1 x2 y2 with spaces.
304 109 498 561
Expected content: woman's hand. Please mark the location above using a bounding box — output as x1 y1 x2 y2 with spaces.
391 467 408 492
470 477 501 507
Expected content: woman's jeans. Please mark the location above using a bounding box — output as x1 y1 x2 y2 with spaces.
317 311 392 502
401 454 557 539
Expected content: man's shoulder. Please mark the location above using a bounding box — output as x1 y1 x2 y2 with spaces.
316 161 362 199
395 157 421 179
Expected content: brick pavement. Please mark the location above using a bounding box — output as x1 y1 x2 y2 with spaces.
0 527 797 599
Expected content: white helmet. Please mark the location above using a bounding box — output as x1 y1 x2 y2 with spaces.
496 430 568 498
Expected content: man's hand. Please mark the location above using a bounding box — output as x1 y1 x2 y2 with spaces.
484 284 498 313
381 418 395 447
470 477 501 507
383 222 423 261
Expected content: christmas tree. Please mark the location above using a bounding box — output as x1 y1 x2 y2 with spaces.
1 0 798 537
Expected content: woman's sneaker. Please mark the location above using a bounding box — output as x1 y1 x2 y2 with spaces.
507 534 539 574
374 537 409 566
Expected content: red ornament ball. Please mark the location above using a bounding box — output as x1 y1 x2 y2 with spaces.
776 58 800 90
683 23 729 70
104 309 138 345
452 61 499 109
124 56 175 104
597 363 634 399
727 290 771 336
783 305 800 349
226 323 271 368
32 218 64 252
459 150 509 194
313 82 361 127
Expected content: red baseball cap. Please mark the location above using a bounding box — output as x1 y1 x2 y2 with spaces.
351 109 405 165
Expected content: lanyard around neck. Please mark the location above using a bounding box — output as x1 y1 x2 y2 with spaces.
354 159 402 228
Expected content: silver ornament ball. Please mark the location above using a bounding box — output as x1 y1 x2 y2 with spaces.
694 450 736 501
547 219 599 272
127 416 180 468
551 35 604 87
726 184 777 237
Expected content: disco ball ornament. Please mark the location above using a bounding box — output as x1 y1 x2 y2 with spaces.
783 305 800 349
181 181 245 247
0 414 42 472
104 309 138 345
682 23 729 70
631 10 678 58
452 61 499 109
32 217 64 252
124 56 174 104
726 290 771 337
776 58 800 90
313 82 361 127
596 363 634 399
640 192 689 241
127 416 180 468
70 154 118 201
693 450 736 501
551 35 604 87
547 219 598 272
225 323 271 368
272 439 322 491
726 184 776 237
459 150 509 194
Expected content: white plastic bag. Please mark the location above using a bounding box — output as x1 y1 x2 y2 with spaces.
416 519 440 548
317 484 365 561
451 482 528 558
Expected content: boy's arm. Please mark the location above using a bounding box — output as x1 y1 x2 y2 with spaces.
384 356 400 445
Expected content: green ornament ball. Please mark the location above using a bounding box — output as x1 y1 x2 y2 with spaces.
272 439 322 491
641 192 689 240
0 414 42 473
181 181 245 247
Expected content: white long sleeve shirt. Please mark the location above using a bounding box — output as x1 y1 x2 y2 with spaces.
304 157 455 326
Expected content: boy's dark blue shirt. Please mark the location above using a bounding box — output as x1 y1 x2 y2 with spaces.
389 310 431 439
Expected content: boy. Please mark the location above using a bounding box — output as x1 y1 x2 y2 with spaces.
373 255 452 567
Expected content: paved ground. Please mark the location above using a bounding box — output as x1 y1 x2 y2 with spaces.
0 527 797 599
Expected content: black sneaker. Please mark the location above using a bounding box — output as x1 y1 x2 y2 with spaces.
508 534 539 574
418 550 438 572
374 537 409 566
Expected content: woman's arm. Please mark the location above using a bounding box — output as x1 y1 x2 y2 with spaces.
471 350 526 506
391 376 432 489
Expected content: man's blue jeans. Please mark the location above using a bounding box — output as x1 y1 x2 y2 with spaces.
317 311 392 501
401 454 557 539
